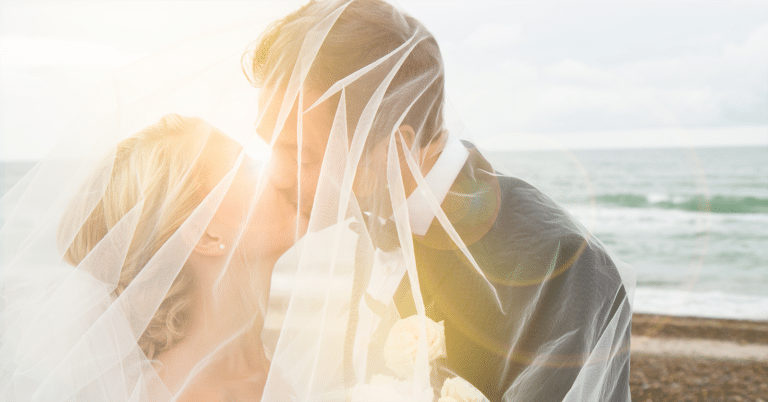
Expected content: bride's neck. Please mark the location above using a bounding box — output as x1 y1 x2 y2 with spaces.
154 277 267 394
187 258 268 339
183 275 266 357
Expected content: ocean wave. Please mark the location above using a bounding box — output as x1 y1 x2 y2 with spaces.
633 287 768 321
595 194 768 214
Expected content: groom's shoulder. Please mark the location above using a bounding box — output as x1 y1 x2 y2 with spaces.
445 140 611 262
458 141 583 238
459 142 616 269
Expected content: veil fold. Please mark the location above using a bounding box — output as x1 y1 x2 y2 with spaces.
1 1 634 401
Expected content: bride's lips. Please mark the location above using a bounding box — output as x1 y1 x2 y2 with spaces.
275 182 313 225
273 182 310 238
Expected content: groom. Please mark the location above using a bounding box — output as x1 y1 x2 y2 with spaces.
248 0 632 400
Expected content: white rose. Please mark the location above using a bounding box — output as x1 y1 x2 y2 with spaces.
383 315 447 378
440 377 486 402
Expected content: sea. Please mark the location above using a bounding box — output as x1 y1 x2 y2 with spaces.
486 146 768 321
2 146 767 320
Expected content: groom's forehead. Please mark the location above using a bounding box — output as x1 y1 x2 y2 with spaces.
258 86 334 147
270 134 327 165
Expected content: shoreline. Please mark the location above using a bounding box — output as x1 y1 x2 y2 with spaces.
630 313 768 400
266 311 768 399
632 313 768 345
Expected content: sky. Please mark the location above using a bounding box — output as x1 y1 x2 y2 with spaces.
0 0 766 160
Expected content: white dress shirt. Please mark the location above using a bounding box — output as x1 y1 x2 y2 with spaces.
352 138 469 380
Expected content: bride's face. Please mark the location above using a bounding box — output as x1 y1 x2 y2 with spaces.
206 131 306 267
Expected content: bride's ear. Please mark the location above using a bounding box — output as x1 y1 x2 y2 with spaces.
193 229 228 257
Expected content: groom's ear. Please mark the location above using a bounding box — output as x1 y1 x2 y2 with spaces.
193 227 228 257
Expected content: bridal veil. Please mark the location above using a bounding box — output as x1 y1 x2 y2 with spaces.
0 1 635 401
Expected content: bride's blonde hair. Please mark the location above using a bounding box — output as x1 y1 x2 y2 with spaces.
60 113 215 360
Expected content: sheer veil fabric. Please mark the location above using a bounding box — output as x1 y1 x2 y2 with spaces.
0 1 635 401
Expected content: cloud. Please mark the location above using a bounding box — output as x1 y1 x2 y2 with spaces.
479 126 768 151
0 36 138 68
447 19 768 139
722 23 768 66
463 23 521 49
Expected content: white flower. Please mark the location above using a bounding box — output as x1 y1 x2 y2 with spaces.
440 377 486 402
349 375 434 402
383 315 447 378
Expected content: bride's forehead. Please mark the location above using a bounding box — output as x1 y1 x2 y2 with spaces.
195 130 244 170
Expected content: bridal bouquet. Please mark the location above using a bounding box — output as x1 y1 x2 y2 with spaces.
350 315 488 402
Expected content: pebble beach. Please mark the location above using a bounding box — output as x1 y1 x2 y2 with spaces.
630 314 768 401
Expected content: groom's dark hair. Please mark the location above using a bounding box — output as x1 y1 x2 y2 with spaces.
245 0 445 149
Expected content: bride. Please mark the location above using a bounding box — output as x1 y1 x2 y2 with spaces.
0 5 305 395
1 0 634 401
2 112 301 400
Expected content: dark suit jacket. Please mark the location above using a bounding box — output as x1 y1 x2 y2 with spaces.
394 142 632 401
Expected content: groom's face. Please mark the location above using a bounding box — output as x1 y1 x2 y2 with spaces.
257 87 334 227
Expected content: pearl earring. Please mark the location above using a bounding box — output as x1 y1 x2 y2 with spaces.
219 244 226 251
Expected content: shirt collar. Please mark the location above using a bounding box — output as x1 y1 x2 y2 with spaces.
406 138 469 236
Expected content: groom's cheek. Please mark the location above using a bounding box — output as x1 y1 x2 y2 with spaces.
266 150 298 191
297 162 322 217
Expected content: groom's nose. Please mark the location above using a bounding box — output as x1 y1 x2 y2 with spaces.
265 149 298 202
266 153 296 190
265 147 318 219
